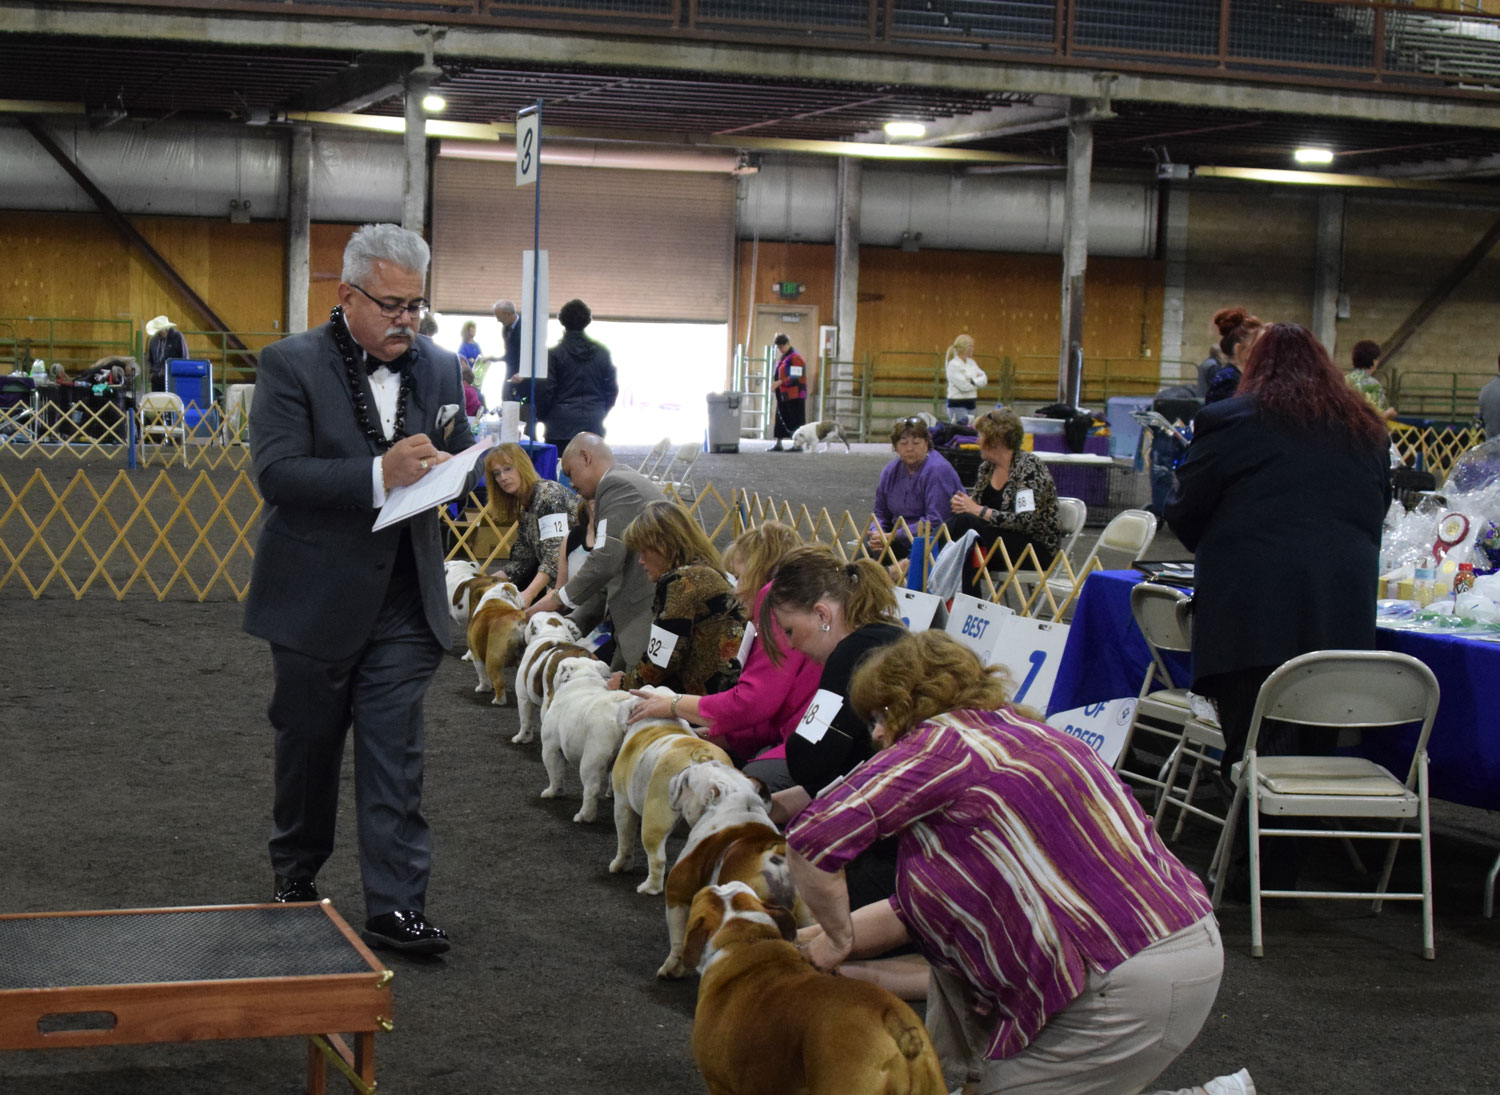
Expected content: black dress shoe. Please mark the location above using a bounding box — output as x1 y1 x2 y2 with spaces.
362 910 450 955
273 875 320 903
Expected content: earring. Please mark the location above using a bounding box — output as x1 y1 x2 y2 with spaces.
820 622 830 632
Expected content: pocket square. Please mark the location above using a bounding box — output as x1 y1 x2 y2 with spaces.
436 403 460 442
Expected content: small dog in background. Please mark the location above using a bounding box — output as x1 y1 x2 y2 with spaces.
682 882 946 1095
789 421 852 454
539 656 632 823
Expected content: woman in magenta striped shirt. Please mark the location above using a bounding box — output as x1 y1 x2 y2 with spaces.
787 631 1222 1095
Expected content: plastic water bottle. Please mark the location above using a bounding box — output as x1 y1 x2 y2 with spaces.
29 359 44 381
1413 555 1436 607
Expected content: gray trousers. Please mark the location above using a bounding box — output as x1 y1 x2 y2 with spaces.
267 579 444 920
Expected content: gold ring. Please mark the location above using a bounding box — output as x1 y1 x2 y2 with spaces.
420 459 429 471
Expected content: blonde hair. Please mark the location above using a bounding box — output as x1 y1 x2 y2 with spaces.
946 333 974 362
461 320 477 341
621 500 723 573
484 442 541 524
759 546 898 666
850 631 1016 742
726 521 802 608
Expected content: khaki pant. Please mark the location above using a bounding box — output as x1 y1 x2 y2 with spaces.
927 914 1223 1095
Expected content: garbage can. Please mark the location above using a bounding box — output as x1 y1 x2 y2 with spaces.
706 391 743 453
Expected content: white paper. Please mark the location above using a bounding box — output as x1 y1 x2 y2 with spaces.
538 512 568 541
944 594 1013 664
794 688 842 744
989 616 1071 711
1047 698 1137 767
596 517 608 540
646 624 679 668
373 441 491 532
1015 488 1036 514
735 622 756 666
519 251 549 380
789 365 803 378
500 401 521 443
894 587 942 633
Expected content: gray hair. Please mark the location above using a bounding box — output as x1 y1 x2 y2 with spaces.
342 223 430 285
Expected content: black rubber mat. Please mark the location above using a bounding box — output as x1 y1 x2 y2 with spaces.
0 906 370 990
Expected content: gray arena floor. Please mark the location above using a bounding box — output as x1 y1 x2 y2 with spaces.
1 443 1497 1094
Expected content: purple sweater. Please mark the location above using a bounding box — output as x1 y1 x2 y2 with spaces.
697 584 821 761
788 708 1212 1059
872 453 963 537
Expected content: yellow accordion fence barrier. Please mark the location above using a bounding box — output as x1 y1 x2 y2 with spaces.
0 469 1098 617
1390 421 1484 483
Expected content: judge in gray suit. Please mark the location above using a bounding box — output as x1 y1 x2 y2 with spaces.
527 434 663 670
244 223 474 955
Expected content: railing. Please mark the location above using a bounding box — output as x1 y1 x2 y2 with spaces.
1391 420 1486 479
65 0 1500 101
1 391 254 470
1 469 1104 617
0 316 139 376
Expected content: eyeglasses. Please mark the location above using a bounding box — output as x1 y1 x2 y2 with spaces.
349 282 429 320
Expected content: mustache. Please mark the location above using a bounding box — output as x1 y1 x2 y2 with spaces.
385 324 414 340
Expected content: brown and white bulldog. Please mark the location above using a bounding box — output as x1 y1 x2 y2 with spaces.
513 612 589 745
462 577 527 705
444 559 483 631
657 762 808 980
682 882 945 1095
609 691 733 895
539 656 632 823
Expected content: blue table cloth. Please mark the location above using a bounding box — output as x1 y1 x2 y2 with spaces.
1048 570 1500 811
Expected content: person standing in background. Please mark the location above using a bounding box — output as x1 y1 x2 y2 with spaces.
1203 307 1263 405
943 334 988 424
1479 352 1500 439
493 299 522 380
535 299 617 455
769 332 807 452
144 315 187 394
1345 339 1398 422
457 320 482 370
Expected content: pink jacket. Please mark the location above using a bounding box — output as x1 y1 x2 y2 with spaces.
697 584 821 761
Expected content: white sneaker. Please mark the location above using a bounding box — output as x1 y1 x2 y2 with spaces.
1203 1069 1256 1095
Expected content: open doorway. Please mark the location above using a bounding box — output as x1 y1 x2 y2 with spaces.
751 305 820 423
432 313 728 447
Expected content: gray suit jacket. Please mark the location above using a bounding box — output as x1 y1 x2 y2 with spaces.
559 465 664 668
244 322 475 660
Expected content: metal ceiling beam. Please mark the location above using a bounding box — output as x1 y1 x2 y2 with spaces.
17 117 254 362
6 3 1500 132
1380 214 1500 368
284 55 416 114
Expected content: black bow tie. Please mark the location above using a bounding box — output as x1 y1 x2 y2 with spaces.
366 348 413 376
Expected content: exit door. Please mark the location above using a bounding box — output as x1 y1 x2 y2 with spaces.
752 304 820 432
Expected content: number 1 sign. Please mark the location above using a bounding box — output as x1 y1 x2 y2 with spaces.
988 617 1070 711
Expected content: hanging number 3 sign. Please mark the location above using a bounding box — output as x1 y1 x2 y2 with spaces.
516 111 540 187
646 624 678 668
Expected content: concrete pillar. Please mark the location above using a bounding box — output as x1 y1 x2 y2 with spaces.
402 71 432 234
284 126 312 335
1158 184 1191 385
831 157 861 424
1311 192 1345 354
1058 99 1095 406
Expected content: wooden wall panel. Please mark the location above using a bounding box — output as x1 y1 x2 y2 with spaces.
735 240 1165 387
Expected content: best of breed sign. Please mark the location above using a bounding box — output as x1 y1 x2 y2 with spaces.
945 594 1069 711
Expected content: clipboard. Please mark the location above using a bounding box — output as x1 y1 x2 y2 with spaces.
372 441 491 531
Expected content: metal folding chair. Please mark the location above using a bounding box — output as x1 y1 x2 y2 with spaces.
1208 649 1440 959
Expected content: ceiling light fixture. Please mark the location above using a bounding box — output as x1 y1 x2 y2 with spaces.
1294 147 1334 165
884 121 926 139
422 93 447 113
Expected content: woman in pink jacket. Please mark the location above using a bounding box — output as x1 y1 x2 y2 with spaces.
628 521 820 791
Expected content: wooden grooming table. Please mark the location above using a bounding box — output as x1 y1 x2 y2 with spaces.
0 902 393 1094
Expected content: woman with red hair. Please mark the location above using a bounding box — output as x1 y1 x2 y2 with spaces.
1166 323 1391 891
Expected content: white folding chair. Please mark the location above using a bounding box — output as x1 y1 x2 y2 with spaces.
221 382 254 445
1117 582 1195 804
1043 508 1157 619
138 391 186 462
637 436 671 479
1208 650 1441 960
662 440 703 503
1154 597 1229 842
1055 496 1087 561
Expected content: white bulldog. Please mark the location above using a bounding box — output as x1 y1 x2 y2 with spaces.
539 656 632 824
444 559 483 632
513 612 586 745
609 687 734 895
656 762 807 980
790 420 852 454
